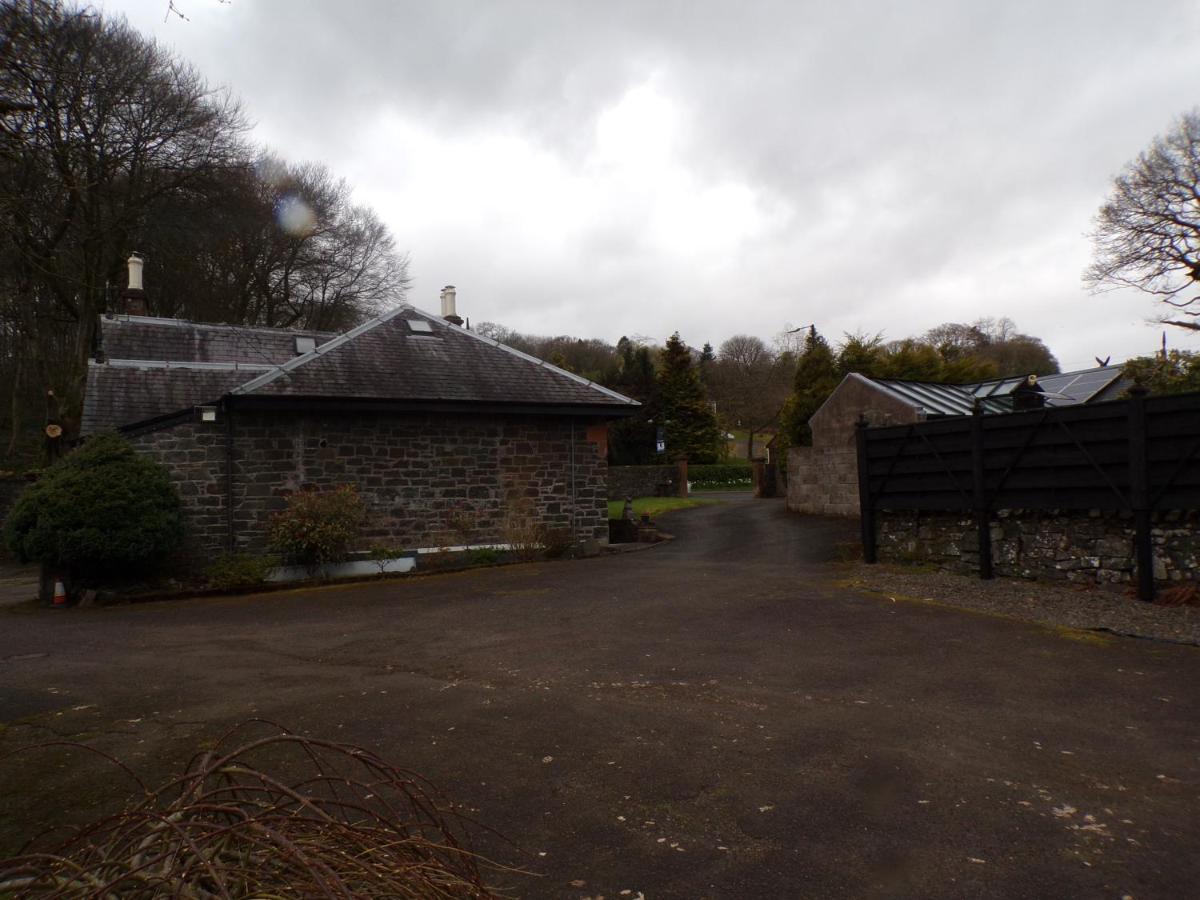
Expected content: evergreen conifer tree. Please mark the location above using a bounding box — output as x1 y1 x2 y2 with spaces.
698 342 716 383
653 333 722 463
608 337 660 465
781 327 840 446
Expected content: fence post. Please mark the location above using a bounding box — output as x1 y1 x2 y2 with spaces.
1128 386 1154 602
971 401 993 580
855 416 877 563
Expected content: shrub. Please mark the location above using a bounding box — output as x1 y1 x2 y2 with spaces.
3 431 183 596
468 547 501 566
446 503 481 545
500 495 542 561
540 527 574 559
267 485 365 572
367 544 405 576
206 553 278 590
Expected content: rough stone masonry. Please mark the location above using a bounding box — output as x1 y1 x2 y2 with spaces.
129 411 607 566
876 508 1200 585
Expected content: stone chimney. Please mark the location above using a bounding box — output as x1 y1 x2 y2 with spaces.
440 285 463 326
121 253 148 316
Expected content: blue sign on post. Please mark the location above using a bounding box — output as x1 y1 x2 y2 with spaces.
655 426 666 454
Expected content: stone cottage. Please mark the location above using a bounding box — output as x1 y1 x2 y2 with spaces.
81 281 638 564
787 367 1128 517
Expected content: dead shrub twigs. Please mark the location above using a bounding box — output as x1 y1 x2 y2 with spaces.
0 719 526 898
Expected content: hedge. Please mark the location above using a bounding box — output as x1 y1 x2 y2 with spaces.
688 462 753 487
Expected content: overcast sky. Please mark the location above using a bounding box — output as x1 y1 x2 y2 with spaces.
104 0 1199 371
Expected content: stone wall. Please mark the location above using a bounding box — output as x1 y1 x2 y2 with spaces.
131 411 608 566
127 421 229 566
608 465 678 500
877 509 1200 585
786 446 859 516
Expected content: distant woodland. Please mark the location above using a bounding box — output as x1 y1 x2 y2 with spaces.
480 317 1061 464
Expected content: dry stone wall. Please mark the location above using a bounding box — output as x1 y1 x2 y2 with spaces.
877 509 1200 586
131 411 608 566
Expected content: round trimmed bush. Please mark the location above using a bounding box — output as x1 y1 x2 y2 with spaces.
267 485 365 572
3 431 184 594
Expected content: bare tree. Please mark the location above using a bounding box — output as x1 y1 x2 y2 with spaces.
708 335 792 458
0 0 248 440
1086 109 1200 332
474 321 519 343
148 158 409 330
922 318 1059 376
923 322 988 358
0 2 408 458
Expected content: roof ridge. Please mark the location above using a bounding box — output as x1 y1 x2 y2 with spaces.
230 304 412 395
106 315 336 337
404 304 638 406
878 365 1122 392
97 359 276 372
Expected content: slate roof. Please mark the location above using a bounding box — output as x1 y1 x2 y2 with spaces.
99 317 336 365
865 366 1129 418
232 306 635 407
80 365 259 434
82 306 638 433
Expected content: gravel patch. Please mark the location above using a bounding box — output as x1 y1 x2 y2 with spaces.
841 562 1200 646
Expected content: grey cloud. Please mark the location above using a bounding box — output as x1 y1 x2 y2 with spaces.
116 0 1200 366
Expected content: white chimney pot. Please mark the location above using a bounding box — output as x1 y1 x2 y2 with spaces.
440 284 457 318
127 253 144 291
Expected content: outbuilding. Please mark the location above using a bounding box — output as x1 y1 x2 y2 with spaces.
787 367 1128 516
81 281 638 565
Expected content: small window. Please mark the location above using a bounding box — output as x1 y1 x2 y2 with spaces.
406 319 434 334
295 336 316 354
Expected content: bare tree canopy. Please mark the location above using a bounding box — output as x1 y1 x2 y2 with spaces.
0 0 249 451
921 317 1059 376
147 157 409 331
1086 109 1200 332
707 335 792 457
0 1 409 460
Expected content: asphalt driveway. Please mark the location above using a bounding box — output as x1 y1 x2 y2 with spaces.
1 494 1197 898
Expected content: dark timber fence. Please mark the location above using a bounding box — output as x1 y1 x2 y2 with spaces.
855 387 1200 601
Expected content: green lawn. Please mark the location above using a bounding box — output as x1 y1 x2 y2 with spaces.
606 496 717 520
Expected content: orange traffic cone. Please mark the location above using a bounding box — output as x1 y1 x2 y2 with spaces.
52 579 67 607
